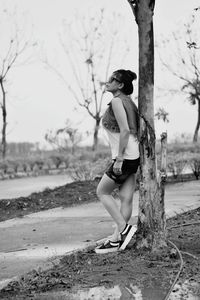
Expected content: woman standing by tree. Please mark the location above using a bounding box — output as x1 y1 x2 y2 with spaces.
95 69 140 254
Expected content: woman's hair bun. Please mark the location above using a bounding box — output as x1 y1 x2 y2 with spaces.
114 69 136 95
126 70 137 81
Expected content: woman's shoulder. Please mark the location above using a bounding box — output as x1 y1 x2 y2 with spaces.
110 97 123 107
111 96 122 103
111 95 138 111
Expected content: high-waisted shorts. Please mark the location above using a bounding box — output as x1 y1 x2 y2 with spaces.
105 157 140 184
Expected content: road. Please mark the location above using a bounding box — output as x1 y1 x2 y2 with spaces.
0 174 72 200
0 180 200 290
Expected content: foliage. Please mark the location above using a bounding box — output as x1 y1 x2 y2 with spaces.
188 154 200 179
0 161 8 174
45 119 84 154
33 159 44 170
68 158 110 181
167 156 187 179
156 138 200 154
156 140 200 179
76 145 109 161
155 107 169 123
0 144 110 179
6 142 36 157
49 155 70 169
1 141 200 181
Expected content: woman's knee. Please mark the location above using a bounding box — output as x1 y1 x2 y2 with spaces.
96 174 116 198
96 184 110 198
96 181 106 198
96 185 103 198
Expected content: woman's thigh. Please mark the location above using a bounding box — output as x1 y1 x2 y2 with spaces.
97 174 118 196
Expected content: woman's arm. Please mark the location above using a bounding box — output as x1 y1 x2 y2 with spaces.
111 97 130 160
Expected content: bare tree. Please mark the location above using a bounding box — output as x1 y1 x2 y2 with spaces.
158 12 200 142
43 9 130 151
45 119 84 154
0 8 35 159
127 0 167 251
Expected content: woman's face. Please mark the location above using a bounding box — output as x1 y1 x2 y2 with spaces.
105 73 122 93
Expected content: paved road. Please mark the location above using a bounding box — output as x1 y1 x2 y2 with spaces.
0 180 200 290
0 174 72 200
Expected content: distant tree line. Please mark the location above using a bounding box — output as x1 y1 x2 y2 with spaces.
5 142 38 157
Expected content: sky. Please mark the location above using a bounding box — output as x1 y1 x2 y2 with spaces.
1 0 200 146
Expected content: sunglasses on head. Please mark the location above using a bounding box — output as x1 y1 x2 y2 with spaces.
107 76 121 84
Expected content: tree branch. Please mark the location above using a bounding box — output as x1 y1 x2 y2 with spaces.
126 0 139 23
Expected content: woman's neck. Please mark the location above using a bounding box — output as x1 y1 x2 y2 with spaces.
112 90 122 98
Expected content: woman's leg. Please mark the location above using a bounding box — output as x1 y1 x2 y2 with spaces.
96 174 126 234
119 173 136 223
108 174 137 241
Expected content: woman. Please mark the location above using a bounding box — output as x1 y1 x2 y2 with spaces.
95 69 140 254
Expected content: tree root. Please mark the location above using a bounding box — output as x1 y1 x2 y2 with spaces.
163 220 200 299
163 240 184 300
167 221 200 230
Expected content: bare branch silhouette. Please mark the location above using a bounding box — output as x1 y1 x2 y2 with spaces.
0 8 35 158
158 14 200 142
42 8 130 150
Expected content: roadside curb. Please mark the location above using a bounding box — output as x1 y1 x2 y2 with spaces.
0 230 137 292
0 240 99 292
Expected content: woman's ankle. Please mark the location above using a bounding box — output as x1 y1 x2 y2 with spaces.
118 222 127 233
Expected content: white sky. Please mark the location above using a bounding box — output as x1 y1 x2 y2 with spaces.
1 0 200 146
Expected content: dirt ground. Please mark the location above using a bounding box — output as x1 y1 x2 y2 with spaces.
0 179 200 299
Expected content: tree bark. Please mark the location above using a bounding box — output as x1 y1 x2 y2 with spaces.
159 132 167 224
92 115 101 151
193 99 200 142
128 0 167 251
0 79 7 159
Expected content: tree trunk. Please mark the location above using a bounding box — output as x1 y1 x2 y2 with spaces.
129 0 166 251
160 132 167 220
92 116 101 151
0 79 7 159
193 99 200 143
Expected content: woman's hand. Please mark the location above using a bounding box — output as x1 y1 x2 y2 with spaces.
113 158 123 175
